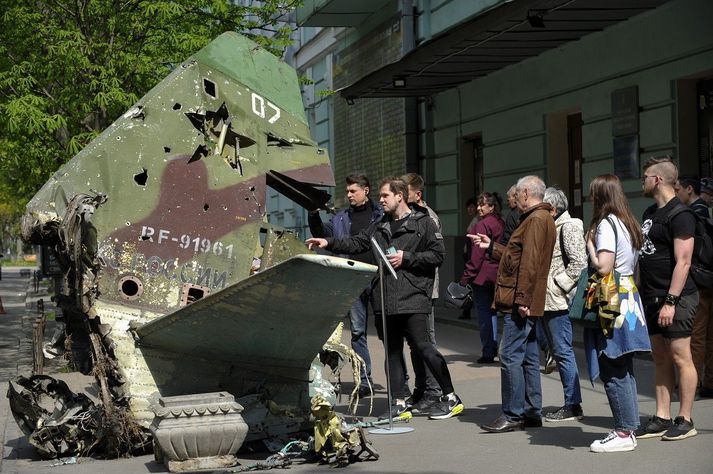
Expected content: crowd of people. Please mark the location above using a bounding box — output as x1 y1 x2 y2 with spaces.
305 160 713 453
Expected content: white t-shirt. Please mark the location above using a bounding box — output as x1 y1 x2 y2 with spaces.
595 214 637 276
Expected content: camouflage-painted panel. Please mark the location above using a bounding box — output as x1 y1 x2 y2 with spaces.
24 32 334 315
136 254 376 367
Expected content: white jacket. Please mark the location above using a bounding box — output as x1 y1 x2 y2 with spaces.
545 211 588 311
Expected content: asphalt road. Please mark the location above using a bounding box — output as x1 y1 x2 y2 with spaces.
1 269 712 473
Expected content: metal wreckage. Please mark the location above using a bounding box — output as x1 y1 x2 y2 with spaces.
9 33 391 470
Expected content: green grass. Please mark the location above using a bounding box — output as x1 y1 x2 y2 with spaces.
1 259 38 267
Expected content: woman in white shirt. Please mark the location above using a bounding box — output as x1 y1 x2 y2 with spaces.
585 174 651 453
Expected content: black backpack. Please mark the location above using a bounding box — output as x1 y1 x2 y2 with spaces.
665 205 713 289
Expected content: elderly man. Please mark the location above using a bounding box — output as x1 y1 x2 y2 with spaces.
469 176 556 432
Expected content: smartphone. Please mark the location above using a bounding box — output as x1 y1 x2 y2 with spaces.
385 246 396 255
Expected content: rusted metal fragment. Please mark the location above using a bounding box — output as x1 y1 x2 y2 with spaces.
6 375 149 459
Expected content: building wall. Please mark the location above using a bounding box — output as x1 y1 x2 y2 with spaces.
422 0 713 240
332 15 407 208
415 0 507 41
416 0 713 288
268 26 339 238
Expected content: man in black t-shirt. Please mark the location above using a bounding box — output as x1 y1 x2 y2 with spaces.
637 157 699 441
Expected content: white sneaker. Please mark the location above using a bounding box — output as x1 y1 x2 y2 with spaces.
590 431 636 453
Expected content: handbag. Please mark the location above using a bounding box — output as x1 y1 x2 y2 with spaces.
569 217 621 333
445 282 473 311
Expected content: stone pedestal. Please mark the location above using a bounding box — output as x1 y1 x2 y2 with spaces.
150 392 248 473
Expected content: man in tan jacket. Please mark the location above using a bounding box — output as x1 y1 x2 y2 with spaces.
469 175 556 432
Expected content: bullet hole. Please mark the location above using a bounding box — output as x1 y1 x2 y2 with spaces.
133 168 148 186
140 234 151 241
244 197 250 201
203 203 209 211
249 186 256 192
164 146 171 153
173 103 182 110
203 78 217 98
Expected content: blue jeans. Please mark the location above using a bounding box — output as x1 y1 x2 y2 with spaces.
500 311 542 421
536 322 549 352
473 285 498 358
350 288 372 385
542 310 582 407
599 353 639 430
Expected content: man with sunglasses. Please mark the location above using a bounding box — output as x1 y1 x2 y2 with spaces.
637 157 699 441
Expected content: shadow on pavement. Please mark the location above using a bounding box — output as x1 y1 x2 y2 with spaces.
4 435 42 462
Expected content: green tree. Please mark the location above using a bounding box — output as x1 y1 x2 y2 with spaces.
0 0 299 216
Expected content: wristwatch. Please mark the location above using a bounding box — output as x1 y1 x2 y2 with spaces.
664 293 680 306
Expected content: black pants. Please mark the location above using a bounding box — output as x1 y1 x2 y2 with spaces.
376 312 454 399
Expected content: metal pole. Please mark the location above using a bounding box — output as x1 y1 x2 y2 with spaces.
378 260 394 430
368 238 413 435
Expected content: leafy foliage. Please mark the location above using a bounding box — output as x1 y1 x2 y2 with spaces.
0 0 299 224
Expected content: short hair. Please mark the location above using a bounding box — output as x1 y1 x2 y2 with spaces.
466 197 477 207
643 156 677 185
345 173 370 189
678 175 701 195
507 185 517 197
543 187 569 214
401 172 424 192
380 177 408 198
478 192 502 214
516 175 546 200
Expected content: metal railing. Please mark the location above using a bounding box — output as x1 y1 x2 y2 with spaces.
32 299 46 375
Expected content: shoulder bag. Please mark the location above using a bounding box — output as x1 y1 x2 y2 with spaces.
569 217 621 332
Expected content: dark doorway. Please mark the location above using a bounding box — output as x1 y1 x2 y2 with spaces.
698 78 713 177
567 113 584 219
460 135 484 232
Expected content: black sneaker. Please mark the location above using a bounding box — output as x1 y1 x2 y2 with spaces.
377 402 409 420
428 394 464 420
634 416 673 439
661 416 698 441
544 405 583 422
477 356 495 364
409 395 440 416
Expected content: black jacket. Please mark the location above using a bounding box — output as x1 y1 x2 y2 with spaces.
327 209 444 315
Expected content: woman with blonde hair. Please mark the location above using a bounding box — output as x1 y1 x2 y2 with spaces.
584 174 651 452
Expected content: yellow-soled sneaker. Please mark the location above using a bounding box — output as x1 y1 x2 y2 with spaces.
428 394 464 420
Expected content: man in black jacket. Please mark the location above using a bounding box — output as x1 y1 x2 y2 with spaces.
306 177 463 420
308 174 382 395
